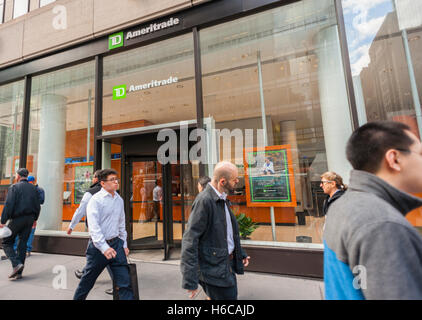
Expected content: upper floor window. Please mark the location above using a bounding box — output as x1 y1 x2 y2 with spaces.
13 0 29 19
40 0 55 7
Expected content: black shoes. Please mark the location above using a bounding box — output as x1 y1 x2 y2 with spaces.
75 269 84 279
9 264 24 279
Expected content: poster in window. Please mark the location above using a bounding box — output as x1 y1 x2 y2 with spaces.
244 145 296 207
74 165 93 204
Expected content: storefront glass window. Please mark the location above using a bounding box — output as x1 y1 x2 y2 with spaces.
0 80 24 212
342 0 422 231
102 33 196 134
27 61 95 234
201 0 353 247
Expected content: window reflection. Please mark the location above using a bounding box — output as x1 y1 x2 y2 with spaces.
28 61 95 232
201 0 352 246
0 80 24 211
342 0 422 229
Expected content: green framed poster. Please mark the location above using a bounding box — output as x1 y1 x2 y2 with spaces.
244 145 296 207
74 165 93 204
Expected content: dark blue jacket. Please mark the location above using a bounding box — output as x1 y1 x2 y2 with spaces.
1 179 41 224
181 184 247 290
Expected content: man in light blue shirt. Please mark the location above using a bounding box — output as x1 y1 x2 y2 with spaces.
73 169 134 300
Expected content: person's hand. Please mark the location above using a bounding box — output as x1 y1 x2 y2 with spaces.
0 224 4 228
33 221 37 228
243 256 250 267
66 228 72 235
124 247 129 256
104 248 117 260
187 289 199 299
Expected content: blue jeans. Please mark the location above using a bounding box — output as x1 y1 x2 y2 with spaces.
14 227 36 252
73 238 134 300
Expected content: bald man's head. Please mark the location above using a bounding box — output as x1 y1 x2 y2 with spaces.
212 161 239 194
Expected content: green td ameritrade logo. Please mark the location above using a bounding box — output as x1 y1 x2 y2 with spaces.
109 32 124 50
113 85 126 100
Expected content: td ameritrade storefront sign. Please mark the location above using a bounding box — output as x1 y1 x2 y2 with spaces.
113 76 178 100
109 17 181 50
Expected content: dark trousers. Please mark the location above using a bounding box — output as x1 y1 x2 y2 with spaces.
2 215 34 268
199 278 238 300
153 201 160 219
199 260 238 300
73 238 134 300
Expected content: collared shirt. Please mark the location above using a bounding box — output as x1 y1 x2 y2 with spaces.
86 188 127 253
69 192 92 230
208 183 235 255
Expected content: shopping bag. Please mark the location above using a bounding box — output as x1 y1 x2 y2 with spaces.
0 226 12 239
113 259 140 300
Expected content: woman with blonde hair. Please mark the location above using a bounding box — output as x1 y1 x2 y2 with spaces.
320 171 347 217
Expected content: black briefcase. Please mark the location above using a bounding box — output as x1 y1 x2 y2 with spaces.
113 260 140 300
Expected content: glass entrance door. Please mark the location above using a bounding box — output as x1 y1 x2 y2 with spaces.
125 156 200 256
128 158 165 249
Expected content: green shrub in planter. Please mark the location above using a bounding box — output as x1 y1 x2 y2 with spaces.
235 213 259 239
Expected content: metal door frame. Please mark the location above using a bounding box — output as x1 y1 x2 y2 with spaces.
124 156 174 255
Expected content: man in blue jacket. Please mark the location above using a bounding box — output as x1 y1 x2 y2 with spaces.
324 121 422 299
0 168 41 280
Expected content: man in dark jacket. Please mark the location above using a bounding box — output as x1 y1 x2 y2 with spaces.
0 168 41 280
181 161 250 300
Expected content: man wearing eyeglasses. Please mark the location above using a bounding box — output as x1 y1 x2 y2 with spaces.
73 168 133 300
324 121 422 300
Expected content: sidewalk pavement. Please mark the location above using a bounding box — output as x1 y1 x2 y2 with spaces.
0 250 324 300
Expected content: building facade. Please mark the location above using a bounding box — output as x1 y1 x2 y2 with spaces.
0 0 421 278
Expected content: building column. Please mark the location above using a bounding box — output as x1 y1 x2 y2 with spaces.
102 141 111 169
315 25 353 183
279 120 303 211
36 94 67 231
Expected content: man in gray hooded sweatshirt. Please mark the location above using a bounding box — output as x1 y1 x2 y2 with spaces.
324 121 422 300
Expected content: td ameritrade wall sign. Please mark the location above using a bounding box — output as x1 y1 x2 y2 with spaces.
113 76 178 100
109 17 180 50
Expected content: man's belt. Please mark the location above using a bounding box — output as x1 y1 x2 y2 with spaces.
106 237 119 245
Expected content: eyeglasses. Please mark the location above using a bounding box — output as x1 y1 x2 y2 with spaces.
396 148 422 156
104 178 119 183
320 180 333 185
